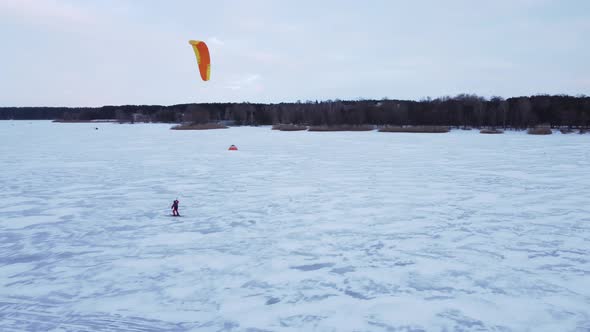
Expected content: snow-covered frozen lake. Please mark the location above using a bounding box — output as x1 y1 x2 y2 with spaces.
1 121 589 331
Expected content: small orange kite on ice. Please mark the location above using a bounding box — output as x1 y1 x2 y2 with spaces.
188 40 211 81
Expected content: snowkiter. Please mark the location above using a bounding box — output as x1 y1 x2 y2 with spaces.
171 199 180 216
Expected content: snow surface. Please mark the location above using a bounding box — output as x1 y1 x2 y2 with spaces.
1 121 589 331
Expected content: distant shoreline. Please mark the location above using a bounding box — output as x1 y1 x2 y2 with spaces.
52 119 119 123
8 120 581 135
2 95 589 131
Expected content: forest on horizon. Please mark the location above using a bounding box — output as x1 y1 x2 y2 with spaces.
1 94 589 129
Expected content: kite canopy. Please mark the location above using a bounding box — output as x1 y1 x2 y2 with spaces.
188 40 211 81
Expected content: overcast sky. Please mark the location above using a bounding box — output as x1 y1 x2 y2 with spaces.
1 0 588 106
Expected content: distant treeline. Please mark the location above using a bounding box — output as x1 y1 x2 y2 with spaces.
1 94 589 128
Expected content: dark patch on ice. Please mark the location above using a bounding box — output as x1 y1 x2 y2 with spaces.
459 246 505 260
0 299 196 331
558 249 587 256
5 279 35 287
265 297 281 305
562 256 588 264
528 250 560 259
54 251 78 260
393 260 414 267
547 308 577 320
44 290 79 300
330 266 355 274
22 219 65 230
438 309 486 330
368 320 426 332
410 284 454 293
223 321 240 330
425 295 454 301
279 315 325 328
408 279 475 295
304 294 338 302
59 214 76 221
538 264 590 275
344 289 374 300
371 242 384 250
241 280 272 289
230 220 256 227
473 280 507 295
291 263 334 271
290 251 317 258
0 253 45 264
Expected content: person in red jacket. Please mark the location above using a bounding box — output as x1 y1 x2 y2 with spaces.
171 199 180 216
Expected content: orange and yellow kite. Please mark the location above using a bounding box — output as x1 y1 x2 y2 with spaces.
188 40 211 81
